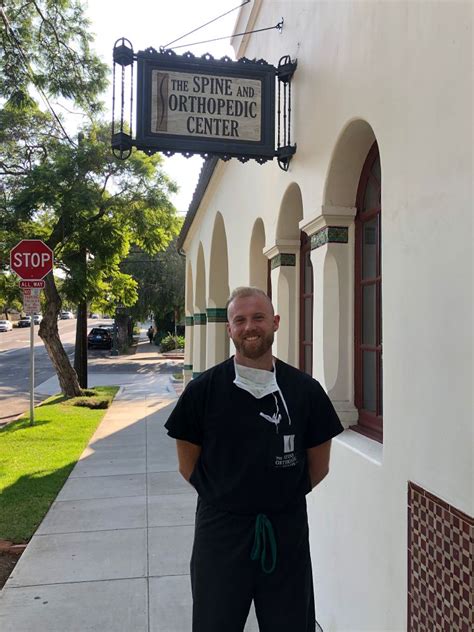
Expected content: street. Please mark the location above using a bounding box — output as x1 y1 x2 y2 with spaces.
0 318 114 424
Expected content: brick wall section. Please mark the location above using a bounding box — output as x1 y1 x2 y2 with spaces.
408 482 473 631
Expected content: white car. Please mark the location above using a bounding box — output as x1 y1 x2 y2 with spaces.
0 319 13 332
33 314 42 325
60 311 74 320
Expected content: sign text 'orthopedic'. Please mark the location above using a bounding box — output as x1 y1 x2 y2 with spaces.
151 71 261 141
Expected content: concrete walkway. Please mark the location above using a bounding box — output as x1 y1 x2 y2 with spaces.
0 341 260 631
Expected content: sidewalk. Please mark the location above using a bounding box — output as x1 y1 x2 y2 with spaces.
0 340 259 631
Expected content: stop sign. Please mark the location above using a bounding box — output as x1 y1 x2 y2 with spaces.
10 239 54 280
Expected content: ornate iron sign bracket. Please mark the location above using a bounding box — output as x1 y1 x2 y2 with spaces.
111 38 134 160
112 40 297 171
276 55 297 171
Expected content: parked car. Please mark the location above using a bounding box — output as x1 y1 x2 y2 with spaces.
0 320 13 332
98 324 115 333
60 311 74 320
17 316 32 328
87 327 113 350
33 314 42 325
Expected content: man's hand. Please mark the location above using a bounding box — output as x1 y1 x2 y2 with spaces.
306 440 332 489
176 439 202 482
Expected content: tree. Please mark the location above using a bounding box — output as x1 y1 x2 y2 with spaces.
5 122 180 396
0 0 108 181
0 273 21 318
0 2 179 397
0 0 107 111
122 237 185 334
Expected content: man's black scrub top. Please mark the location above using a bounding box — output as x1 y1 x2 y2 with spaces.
165 357 344 515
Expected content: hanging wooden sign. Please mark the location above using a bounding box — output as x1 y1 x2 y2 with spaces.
135 49 276 163
112 41 297 168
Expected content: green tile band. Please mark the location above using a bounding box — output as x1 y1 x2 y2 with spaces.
184 364 193 371
193 313 207 325
192 371 202 378
185 316 194 326
270 253 296 270
311 226 349 250
206 308 227 323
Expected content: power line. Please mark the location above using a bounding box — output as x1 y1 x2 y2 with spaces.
169 21 283 51
162 0 250 49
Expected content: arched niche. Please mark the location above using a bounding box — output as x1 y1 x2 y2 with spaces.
276 182 304 240
207 213 230 365
208 212 230 308
184 260 194 383
324 119 377 207
193 243 207 375
314 117 380 426
185 260 194 316
195 243 206 313
249 218 267 291
269 183 303 367
322 251 340 391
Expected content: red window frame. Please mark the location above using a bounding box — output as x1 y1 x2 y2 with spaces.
354 142 383 442
299 231 313 375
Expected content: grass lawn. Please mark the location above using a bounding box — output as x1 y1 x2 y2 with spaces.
0 386 119 543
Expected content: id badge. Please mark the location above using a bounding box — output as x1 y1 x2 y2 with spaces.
267 431 302 470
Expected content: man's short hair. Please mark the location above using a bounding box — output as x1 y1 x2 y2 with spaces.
226 286 274 315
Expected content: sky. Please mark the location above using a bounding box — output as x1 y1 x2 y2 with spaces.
84 0 242 215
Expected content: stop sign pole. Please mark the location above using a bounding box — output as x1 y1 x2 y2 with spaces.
10 240 54 425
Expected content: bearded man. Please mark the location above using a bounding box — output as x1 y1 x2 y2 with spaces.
165 286 343 632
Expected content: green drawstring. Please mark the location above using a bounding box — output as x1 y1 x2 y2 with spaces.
251 513 277 574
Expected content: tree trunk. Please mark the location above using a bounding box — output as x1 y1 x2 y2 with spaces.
74 300 88 388
38 274 83 397
115 313 129 353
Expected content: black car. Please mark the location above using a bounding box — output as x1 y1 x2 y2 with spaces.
17 316 32 328
87 327 113 350
98 324 115 333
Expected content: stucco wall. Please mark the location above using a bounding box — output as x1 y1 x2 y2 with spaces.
182 1 473 629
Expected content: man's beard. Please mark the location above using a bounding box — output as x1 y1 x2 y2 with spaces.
233 331 274 360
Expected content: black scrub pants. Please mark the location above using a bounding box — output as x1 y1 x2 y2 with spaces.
190 498 316 632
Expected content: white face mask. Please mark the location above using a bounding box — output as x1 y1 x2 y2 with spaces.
233 359 279 399
233 359 292 425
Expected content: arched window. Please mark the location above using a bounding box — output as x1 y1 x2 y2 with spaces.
354 142 383 441
299 231 313 375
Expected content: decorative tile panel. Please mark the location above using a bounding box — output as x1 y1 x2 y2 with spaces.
408 482 473 632
206 308 227 323
270 253 296 269
184 364 193 371
311 226 349 250
311 228 328 250
185 316 194 326
193 313 207 325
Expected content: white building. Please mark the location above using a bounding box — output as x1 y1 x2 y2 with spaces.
177 1 473 630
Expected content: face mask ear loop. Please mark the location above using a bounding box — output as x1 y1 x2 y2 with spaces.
278 388 292 425
273 361 292 426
